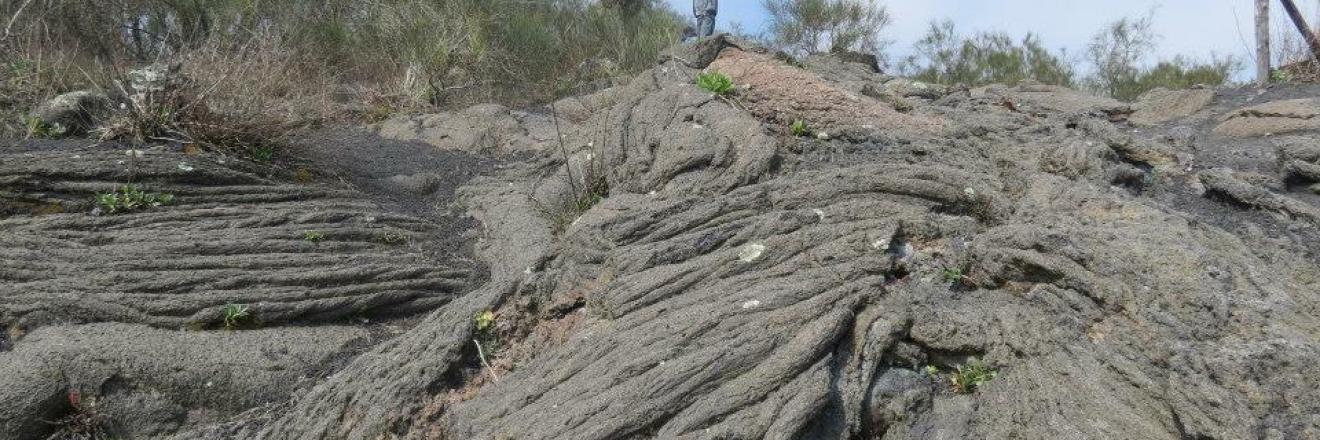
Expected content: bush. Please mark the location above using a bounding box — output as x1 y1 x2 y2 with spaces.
0 0 685 137
762 0 892 61
901 20 1075 87
1084 13 1239 101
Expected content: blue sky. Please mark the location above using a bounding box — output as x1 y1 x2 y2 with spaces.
664 0 1320 78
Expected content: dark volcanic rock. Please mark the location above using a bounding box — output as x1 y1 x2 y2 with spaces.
6 38 1320 440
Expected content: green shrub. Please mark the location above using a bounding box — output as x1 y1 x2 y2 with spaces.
697 72 735 96
1084 13 1239 101
95 185 175 215
901 20 1075 87
762 0 891 59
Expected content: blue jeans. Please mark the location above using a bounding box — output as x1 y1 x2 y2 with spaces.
696 14 715 37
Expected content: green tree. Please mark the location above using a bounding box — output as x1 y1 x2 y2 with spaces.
901 20 1075 87
1084 13 1159 100
761 0 892 61
1084 13 1240 101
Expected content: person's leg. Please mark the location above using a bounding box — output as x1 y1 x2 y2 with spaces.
697 14 715 37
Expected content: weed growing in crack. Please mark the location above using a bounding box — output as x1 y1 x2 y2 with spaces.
95 185 174 215
221 304 253 330
790 119 812 137
473 309 503 356
949 359 997 394
303 231 325 243
696 71 735 96
537 100 610 235
475 310 496 333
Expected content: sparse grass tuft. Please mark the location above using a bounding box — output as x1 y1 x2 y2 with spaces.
534 153 610 235
221 304 253 330
697 71 735 96
790 120 811 137
949 359 997 394
94 185 175 215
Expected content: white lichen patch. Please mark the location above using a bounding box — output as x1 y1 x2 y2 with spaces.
741 300 762 309
739 243 767 263
813 208 826 220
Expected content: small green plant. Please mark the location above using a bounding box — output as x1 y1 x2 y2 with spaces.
696 71 735 96
941 267 964 284
22 115 59 138
949 359 997 394
574 177 609 214
1271 69 1293 83
250 145 276 162
790 120 811 137
474 310 496 333
924 365 940 376
303 231 325 243
95 185 175 215
221 304 252 330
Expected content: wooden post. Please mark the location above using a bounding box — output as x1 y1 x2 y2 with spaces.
1279 0 1320 61
1257 0 1271 84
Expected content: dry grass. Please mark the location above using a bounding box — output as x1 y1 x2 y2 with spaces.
1 0 684 148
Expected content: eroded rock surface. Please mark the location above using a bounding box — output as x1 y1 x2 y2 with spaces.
0 132 492 439
1213 98 1320 137
5 37 1320 440
1130 87 1215 125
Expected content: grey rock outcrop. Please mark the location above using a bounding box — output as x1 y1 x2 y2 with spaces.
30 91 111 136
7 39 1320 440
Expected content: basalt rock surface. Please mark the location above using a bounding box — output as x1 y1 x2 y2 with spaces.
4 36 1320 440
